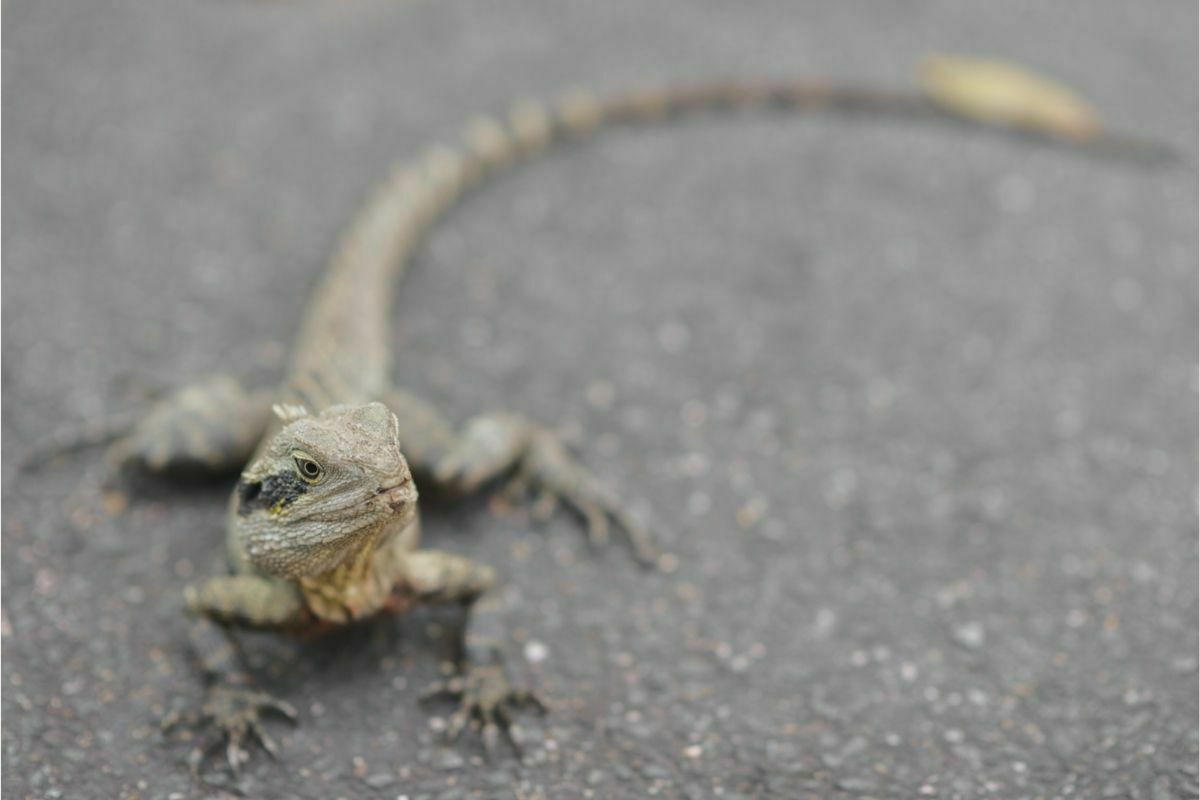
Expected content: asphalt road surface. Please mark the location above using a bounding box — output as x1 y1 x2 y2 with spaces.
3 2 1196 798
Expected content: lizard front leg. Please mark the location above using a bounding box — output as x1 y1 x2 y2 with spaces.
401 550 546 758
164 575 305 774
384 388 657 566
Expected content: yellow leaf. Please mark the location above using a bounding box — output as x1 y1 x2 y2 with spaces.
919 54 1100 141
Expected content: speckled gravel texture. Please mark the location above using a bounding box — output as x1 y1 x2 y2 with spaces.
3 2 1196 798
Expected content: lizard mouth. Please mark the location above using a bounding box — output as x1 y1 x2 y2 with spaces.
377 480 417 512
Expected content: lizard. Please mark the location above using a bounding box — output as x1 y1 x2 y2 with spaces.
27 55 1166 774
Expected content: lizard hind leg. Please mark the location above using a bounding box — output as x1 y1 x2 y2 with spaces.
383 389 657 566
104 375 273 477
441 413 658 566
23 374 272 478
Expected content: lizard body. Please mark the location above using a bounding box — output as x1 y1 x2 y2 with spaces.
45 57 1159 772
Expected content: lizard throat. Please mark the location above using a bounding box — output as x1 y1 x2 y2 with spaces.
241 486 416 579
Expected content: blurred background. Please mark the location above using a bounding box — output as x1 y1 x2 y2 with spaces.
3 1 1196 797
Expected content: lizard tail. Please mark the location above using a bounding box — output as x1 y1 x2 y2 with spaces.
290 56 1170 394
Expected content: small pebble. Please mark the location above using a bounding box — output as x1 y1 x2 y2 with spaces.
365 773 394 788
954 622 986 650
524 640 549 664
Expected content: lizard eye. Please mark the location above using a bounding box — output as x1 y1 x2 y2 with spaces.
292 452 325 484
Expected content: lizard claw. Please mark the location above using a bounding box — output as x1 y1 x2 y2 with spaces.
421 664 546 759
433 414 659 567
163 685 297 777
519 429 658 567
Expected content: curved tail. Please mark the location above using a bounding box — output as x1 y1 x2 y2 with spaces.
286 55 1169 404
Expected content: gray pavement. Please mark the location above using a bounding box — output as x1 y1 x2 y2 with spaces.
2 1 1196 798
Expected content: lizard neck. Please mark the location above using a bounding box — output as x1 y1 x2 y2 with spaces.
298 515 417 623
279 161 446 412
278 265 395 411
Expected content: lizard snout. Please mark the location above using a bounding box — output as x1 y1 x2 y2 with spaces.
377 476 418 512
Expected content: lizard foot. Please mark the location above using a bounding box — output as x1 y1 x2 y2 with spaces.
162 685 297 776
431 413 659 566
421 664 547 759
508 428 659 567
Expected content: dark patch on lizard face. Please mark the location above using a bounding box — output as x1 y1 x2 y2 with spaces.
235 479 262 516
236 472 308 517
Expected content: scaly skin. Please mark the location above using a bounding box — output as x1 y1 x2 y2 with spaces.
28 58 1162 775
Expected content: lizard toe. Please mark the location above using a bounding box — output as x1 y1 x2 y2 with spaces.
166 685 297 778
424 662 542 759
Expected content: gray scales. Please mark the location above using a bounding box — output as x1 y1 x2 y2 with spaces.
23 60 1169 777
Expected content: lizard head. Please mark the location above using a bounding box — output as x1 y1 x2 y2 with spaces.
232 402 418 578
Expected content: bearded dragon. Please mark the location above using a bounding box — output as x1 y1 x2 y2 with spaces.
30 56 1163 773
